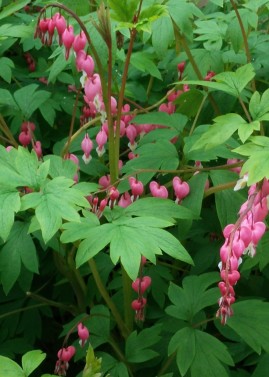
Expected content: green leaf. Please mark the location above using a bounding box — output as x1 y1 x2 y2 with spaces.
191 114 246 151
233 136 269 156
152 15 174 57
21 177 89 243
174 89 204 118
143 227 193 265
130 52 162 80
168 327 195 376
166 273 219 322
121 140 178 183
190 330 234 377
169 327 233 377
240 151 269 185
237 121 260 143
227 300 269 354
44 155 77 179
210 170 246 228
75 224 115 267
22 350 46 377
0 187 20 241
0 356 24 377
0 0 30 20
39 100 56 126
226 15 247 53
182 63 255 97
249 89 269 121
15 148 41 190
0 57 14 83
0 146 29 187
125 325 162 363
124 198 195 221
252 353 269 377
135 4 168 33
184 125 239 161
210 0 223 6
108 0 139 22
48 53 69 83
132 112 187 129
14 84 51 119
194 19 226 51
110 224 147 279
213 63 255 95
88 305 110 346
181 173 208 217
167 0 203 41
60 0 90 16
0 24 32 38
0 222 37 294
0 89 19 110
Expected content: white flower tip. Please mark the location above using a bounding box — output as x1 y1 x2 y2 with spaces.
128 141 137 152
234 174 248 191
82 154 92 164
80 72 87 88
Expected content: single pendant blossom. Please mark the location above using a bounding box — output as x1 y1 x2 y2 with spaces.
81 133 93 164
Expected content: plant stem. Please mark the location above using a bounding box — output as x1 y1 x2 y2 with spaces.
88 258 130 338
157 352 176 377
113 0 144 182
108 336 134 377
121 265 134 332
204 181 238 198
64 86 82 156
173 23 220 116
106 21 117 183
53 250 86 313
189 94 208 136
67 246 88 300
61 115 101 157
0 114 18 147
0 303 48 320
230 0 256 91
26 292 77 314
146 76 154 100
239 97 252 123
114 28 137 181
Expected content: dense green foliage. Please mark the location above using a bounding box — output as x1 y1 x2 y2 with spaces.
1 0 269 376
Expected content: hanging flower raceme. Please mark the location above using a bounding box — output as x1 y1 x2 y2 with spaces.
217 179 269 325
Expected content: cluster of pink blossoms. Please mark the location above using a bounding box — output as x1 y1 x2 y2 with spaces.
217 178 269 324
55 322 89 376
